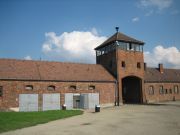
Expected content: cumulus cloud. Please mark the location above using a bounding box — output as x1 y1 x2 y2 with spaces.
24 55 32 60
144 45 180 68
138 0 174 16
139 0 173 10
42 28 107 63
132 17 139 22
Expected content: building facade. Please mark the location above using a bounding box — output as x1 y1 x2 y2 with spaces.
0 30 180 111
95 30 180 104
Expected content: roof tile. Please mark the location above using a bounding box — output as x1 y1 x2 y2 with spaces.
0 59 115 82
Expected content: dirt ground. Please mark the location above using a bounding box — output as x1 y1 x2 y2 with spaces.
1 101 180 135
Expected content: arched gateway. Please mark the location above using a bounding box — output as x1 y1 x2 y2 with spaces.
122 76 142 103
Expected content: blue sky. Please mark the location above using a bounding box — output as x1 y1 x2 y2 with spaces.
0 0 180 68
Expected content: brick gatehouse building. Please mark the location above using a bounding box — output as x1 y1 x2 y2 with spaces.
0 29 180 111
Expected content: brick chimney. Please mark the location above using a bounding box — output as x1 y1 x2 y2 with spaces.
158 63 163 73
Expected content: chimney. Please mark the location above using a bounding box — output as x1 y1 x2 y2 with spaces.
158 63 163 73
144 63 147 71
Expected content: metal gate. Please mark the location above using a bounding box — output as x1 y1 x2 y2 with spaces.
19 94 38 112
88 93 99 109
65 93 73 110
43 94 60 111
80 94 89 109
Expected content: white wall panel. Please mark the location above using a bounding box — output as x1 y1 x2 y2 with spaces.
43 94 60 111
65 93 73 110
19 94 38 112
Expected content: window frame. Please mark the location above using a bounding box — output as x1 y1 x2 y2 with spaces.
174 85 179 94
148 86 154 95
47 85 56 91
25 85 33 90
122 61 125 68
159 85 164 94
169 89 172 94
165 89 168 94
0 86 3 97
88 85 95 90
69 85 77 90
137 62 141 69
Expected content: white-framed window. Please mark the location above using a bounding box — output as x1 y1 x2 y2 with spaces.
174 86 179 94
148 86 154 95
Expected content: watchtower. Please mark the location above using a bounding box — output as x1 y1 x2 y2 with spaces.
95 28 146 105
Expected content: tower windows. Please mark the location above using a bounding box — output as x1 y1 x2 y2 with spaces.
129 44 133 50
122 61 125 68
137 62 141 69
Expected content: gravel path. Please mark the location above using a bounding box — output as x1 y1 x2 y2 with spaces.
1 101 180 135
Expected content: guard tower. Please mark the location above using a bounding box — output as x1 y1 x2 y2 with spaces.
95 27 146 105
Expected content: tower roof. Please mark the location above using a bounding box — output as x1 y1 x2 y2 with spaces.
95 32 144 50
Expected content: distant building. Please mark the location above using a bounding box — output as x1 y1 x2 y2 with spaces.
0 29 179 111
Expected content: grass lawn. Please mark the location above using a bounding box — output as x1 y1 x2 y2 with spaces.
0 110 83 133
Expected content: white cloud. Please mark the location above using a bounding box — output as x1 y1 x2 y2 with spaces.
91 27 98 36
139 0 173 10
24 55 32 60
145 10 154 16
42 29 107 63
132 17 139 22
144 45 180 68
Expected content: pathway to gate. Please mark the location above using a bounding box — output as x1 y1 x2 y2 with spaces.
2 101 180 135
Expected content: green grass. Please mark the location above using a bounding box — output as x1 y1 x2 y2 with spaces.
0 110 83 133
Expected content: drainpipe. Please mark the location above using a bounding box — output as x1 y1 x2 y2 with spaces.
115 80 119 106
115 27 120 106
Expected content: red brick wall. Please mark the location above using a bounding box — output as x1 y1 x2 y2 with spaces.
97 49 146 104
0 80 115 109
145 82 180 103
117 50 145 103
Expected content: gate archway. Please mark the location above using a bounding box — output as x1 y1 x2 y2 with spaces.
122 76 142 103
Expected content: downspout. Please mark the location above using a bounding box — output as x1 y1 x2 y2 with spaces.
115 80 119 106
115 27 120 106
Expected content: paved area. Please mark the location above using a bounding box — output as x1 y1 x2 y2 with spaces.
1 101 180 135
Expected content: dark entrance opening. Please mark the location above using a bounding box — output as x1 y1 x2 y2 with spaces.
122 76 142 103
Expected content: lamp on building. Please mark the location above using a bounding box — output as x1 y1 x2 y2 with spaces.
115 27 119 33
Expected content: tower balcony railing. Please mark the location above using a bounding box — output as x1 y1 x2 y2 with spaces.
96 41 143 56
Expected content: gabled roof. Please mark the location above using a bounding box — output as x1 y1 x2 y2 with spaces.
95 32 144 50
145 68 180 82
0 59 115 82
